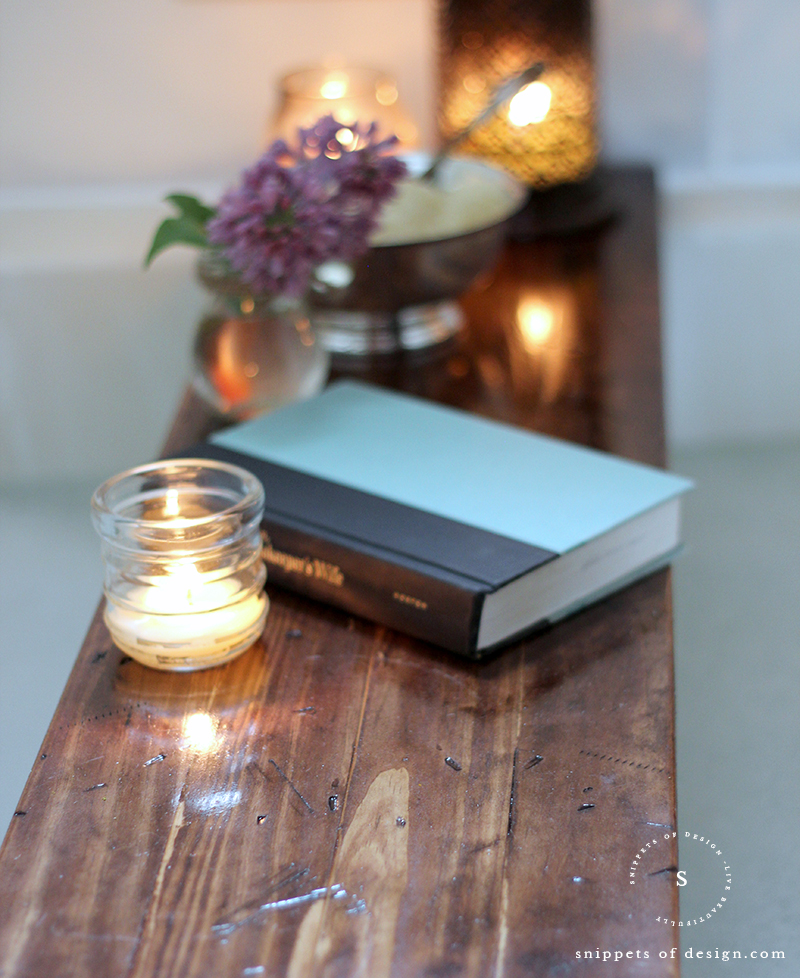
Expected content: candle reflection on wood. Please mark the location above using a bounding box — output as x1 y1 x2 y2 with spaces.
458 233 601 437
512 285 578 403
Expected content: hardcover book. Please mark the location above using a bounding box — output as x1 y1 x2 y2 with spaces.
182 381 692 657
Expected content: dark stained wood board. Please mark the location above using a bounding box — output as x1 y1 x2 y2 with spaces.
0 167 681 977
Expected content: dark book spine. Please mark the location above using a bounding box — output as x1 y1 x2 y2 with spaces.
260 514 485 656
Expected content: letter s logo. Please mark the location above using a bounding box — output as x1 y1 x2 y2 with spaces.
676 871 688 887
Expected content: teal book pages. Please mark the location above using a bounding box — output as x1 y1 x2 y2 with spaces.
211 380 691 555
193 380 692 656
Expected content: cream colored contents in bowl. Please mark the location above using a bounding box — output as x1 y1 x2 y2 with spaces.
370 175 520 247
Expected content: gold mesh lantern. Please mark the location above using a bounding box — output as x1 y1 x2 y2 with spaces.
438 0 598 188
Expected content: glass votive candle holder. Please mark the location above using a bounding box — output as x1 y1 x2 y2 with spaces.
271 66 419 150
91 459 268 672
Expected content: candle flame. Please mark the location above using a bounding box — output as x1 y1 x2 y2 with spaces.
320 73 349 100
149 560 203 608
164 488 180 517
508 80 552 126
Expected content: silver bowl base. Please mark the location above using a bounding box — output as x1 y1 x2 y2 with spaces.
312 301 464 357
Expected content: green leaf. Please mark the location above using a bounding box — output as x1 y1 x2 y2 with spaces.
144 215 209 267
165 193 216 226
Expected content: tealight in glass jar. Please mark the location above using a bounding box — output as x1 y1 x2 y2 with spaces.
91 459 268 671
271 66 419 151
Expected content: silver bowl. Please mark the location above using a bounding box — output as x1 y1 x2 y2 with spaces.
309 154 527 356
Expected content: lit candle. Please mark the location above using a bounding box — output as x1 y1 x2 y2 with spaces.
92 459 268 671
271 66 419 150
104 565 267 671
507 80 552 126
437 0 598 187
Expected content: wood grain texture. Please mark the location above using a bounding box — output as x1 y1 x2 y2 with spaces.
0 167 680 977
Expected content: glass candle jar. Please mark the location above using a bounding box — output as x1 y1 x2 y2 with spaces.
271 66 419 150
91 459 268 672
437 0 598 188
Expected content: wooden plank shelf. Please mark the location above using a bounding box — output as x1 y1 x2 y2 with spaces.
0 167 680 978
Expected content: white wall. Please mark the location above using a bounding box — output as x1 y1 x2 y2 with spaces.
2 0 799 482
661 177 800 444
0 0 436 188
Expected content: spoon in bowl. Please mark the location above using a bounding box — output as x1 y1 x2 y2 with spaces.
420 62 546 181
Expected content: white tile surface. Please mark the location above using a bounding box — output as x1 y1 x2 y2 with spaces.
0 259 201 483
0 481 101 819
672 440 800 972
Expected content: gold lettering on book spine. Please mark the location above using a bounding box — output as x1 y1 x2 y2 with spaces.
263 543 344 588
392 591 428 611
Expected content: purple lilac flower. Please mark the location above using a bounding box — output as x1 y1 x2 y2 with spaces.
207 117 406 298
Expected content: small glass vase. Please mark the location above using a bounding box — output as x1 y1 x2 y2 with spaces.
193 255 330 420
